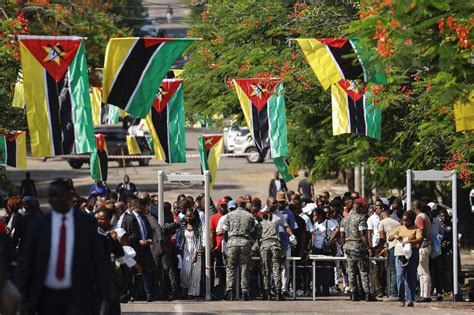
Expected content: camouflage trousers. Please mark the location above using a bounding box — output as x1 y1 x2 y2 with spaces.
345 249 371 295
260 246 283 290
226 244 252 292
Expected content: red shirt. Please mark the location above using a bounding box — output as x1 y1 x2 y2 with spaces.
210 212 223 252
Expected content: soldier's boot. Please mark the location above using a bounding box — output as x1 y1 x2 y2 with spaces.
276 289 285 301
242 292 250 301
226 290 235 301
365 293 378 302
350 289 360 302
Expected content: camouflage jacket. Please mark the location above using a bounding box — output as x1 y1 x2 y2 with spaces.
221 207 255 247
341 211 367 251
256 219 281 250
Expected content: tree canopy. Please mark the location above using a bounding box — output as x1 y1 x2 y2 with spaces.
182 0 473 194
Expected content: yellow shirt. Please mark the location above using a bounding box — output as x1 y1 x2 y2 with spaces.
392 225 422 242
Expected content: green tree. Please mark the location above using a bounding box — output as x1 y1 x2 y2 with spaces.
344 0 473 191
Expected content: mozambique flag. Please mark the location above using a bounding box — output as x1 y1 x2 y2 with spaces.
295 38 386 90
232 78 288 160
102 37 197 119
331 84 381 140
145 79 186 163
19 35 96 157
126 135 154 155
90 134 108 181
90 87 102 125
0 131 27 169
198 135 224 189
12 75 25 109
454 91 474 132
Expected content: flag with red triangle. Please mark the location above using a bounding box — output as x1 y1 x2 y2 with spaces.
145 79 186 163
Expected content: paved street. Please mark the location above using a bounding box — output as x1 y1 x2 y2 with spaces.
121 298 474 314
5 128 347 205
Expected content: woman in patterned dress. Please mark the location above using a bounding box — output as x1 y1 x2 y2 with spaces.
179 208 203 298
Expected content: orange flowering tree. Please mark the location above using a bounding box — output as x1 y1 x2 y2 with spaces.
345 0 473 189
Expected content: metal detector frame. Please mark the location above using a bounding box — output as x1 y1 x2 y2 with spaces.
157 170 212 300
406 169 459 299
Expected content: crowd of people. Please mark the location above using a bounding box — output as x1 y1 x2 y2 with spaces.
0 172 469 314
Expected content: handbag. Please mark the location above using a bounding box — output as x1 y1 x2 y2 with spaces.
322 220 337 256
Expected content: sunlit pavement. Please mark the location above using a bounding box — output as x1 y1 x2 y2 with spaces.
121 297 474 314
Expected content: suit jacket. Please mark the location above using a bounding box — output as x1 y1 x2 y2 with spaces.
268 178 288 197
132 212 153 263
16 209 110 314
116 213 140 248
144 214 166 258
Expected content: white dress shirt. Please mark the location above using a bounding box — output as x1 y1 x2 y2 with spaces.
116 212 126 228
133 211 147 240
45 209 75 289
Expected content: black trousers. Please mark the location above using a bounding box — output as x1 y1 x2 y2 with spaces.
155 250 180 294
37 288 85 315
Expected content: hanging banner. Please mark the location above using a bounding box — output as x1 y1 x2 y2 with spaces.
0 131 27 169
198 135 224 189
102 37 198 119
145 79 186 163
90 134 108 181
19 35 96 157
232 78 288 160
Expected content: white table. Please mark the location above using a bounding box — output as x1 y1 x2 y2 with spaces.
309 255 388 301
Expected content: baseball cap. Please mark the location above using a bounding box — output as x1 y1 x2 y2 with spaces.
276 191 286 202
228 200 237 209
217 197 228 206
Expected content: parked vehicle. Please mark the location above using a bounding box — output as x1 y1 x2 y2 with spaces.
64 125 150 169
223 123 250 153
233 132 263 163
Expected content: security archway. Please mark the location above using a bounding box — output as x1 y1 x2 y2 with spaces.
406 169 461 300
157 170 212 300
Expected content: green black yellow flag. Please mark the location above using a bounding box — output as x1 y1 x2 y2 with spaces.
145 79 186 163
126 135 154 155
102 37 197 119
90 134 108 181
0 131 27 169
232 78 288 160
19 35 96 157
198 135 224 189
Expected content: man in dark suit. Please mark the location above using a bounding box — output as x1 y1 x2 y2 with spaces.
268 171 288 198
116 175 137 203
16 179 109 315
130 198 154 302
140 198 180 300
112 201 140 302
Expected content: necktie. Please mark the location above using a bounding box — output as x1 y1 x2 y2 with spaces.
138 215 147 240
56 215 66 280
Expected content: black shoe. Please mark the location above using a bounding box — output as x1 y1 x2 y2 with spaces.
350 293 360 301
276 289 285 301
419 297 432 303
226 290 235 301
146 294 154 302
243 292 250 301
262 289 271 300
168 291 181 301
366 293 378 302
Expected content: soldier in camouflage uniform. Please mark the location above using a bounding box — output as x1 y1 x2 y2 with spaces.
340 197 377 302
222 197 256 301
256 211 283 301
